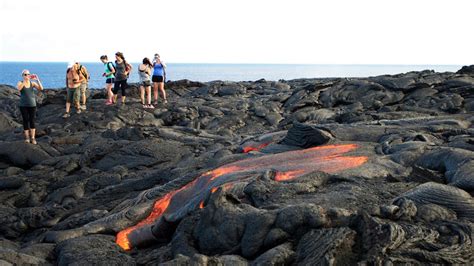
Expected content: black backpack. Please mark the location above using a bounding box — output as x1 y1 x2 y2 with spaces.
107 62 114 72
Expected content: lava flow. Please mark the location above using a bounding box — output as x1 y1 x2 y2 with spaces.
116 144 368 250
242 142 270 153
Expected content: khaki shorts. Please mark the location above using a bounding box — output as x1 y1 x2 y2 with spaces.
80 82 88 94
67 87 80 103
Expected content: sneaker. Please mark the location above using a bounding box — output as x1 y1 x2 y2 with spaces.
142 104 147 109
31 138 37 145
77 109 82 114
105 100 113 106
164 100 168 104
24 138 30 144
149 104 155 109
154 101 158 105
62 113 70 118
80 105 87 110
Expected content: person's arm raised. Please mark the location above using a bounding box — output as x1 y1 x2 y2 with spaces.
32 77 44 91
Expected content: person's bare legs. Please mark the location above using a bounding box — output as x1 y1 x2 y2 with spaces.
158 82 167 103
63 101 71 118
29 128 36 144
82 91 87 106
107 84 114 102
146 86 151 105
66 102 71 113
153 82 159 104
140 86 145 105
23 130 30 143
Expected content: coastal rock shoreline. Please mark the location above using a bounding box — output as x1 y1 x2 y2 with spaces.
0 67 473 265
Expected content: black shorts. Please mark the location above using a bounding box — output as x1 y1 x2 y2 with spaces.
106 78 115 84
152 75 164 83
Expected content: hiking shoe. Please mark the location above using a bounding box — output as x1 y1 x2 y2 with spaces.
62 113 70 118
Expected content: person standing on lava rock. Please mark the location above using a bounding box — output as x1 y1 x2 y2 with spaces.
152 53 167 105
17 69 43 144
75 62 90 111
138 57 154 109
100 55 116 105
112 52 132 105
63 62 84 118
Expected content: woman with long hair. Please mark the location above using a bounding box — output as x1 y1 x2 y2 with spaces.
112 52 131 105
16 69 43 144
152 53 167 105
138 57 153 108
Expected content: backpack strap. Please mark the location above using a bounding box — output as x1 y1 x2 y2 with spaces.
78 65 88 79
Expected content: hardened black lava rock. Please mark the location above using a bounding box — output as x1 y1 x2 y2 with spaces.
0 65 473 265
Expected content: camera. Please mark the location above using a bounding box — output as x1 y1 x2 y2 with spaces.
29 74 38 79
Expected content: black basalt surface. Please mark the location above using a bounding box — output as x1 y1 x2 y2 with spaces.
0 66 474 265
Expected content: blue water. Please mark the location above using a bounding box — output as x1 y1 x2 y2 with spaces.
0 62 461 89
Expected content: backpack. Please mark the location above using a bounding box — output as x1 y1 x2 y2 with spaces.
78 65 89 80
107 62 114 72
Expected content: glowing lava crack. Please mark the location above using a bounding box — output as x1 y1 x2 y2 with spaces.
116 144 368 250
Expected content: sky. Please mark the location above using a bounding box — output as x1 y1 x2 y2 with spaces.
1 0 473 64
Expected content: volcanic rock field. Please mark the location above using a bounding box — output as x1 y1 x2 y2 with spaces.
0 67 474 265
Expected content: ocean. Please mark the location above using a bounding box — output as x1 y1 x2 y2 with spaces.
0 62 462 89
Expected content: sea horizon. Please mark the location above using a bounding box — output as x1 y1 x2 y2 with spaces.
0 60 464 66
0 62 463 89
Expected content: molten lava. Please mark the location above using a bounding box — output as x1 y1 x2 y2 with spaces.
242 142 270 153
116 144 368 250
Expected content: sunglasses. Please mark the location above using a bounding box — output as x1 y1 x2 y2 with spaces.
23 74 30 76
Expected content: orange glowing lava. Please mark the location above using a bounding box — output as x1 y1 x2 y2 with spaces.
207 165 242 181
116 144 368 250
242 143 270 153
116 192 173 250
274 170 306 181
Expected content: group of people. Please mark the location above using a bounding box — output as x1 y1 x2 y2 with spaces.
16 52 168 144
97 52 167 110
